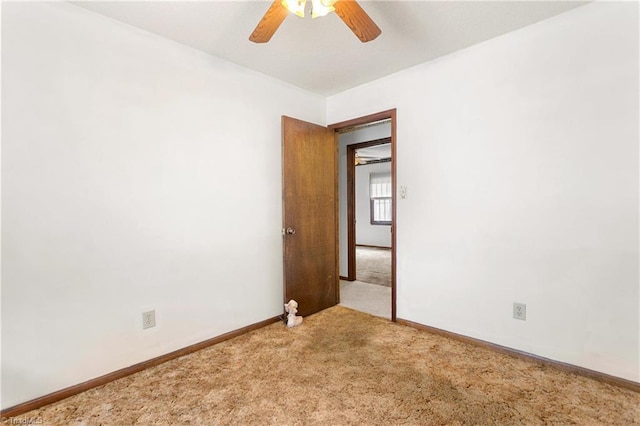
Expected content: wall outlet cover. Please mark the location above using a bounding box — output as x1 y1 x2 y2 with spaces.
513 303 526 321
142 310 156 329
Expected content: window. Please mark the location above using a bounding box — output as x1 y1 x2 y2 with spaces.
370 172 392 225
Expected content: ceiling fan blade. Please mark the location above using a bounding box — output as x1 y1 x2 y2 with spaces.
333 0 381 43
249 0 289 43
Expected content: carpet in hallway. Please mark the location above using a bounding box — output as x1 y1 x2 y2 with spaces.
356 246 391 287
340 279 391 319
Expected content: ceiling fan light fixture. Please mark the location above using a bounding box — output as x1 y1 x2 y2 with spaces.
311 0 335 18
250 0 380 44
282 0 306 18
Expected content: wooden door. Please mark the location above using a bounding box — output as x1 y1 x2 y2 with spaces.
282 116 338 317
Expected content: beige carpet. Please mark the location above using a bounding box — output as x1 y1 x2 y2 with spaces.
356 246 391 286
12 306 640 425
340 279 391 319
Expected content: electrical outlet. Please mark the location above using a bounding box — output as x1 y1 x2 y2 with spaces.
513 303 526 321
142 310 156 329
400 185 408 199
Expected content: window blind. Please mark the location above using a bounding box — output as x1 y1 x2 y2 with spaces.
370 172 392 198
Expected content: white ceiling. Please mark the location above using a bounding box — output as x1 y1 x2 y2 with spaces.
71 1 588 96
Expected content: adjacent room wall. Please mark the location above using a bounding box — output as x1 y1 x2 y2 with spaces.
356 162 392 248
328 2 639 382
1 2 325 408
338 123 391 276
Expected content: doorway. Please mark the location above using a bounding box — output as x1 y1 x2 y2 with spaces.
347 139 392 284
329 110 397 321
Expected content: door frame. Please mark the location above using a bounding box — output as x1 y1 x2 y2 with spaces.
329 109 397 321
346 137 392 281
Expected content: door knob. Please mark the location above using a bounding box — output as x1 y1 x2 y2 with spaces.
286 227 296 235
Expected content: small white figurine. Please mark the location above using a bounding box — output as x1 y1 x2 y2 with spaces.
284 299 303 328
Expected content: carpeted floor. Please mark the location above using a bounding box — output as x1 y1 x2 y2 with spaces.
356 246 391 286
11 306 640 425
340 279 391 319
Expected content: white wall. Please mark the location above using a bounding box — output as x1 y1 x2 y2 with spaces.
338 123 391 276
329 2 639 382
356 162 392 247
1 2 325 408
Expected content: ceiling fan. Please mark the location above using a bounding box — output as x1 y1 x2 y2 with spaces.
249 0 381 44
354 152 382 165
